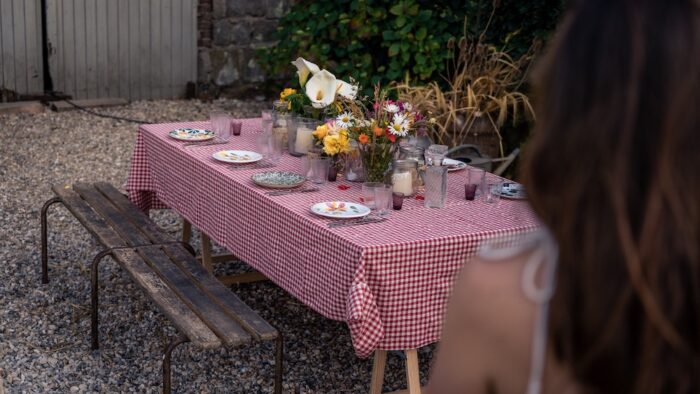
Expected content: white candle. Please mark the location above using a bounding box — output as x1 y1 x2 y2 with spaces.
392 172 413 195
295 126 314 154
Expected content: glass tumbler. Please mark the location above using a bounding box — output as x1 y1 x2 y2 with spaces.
374 185 393 216
424 165 448 208
289 118 319 156
361 182 384 209
210 111 231 141
466 167 485 200
308 157 330 185
483 181 502 204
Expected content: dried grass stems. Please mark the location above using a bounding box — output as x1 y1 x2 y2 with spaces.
396 19 538 157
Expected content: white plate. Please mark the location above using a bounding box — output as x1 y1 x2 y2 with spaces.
212 150 262 164
443 158 467 172
169 128 215 141
310 201 371 219
492 182 527 199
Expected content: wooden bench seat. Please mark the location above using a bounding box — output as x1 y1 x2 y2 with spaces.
40 182 282 393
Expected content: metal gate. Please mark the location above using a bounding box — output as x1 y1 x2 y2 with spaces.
0 0 197 100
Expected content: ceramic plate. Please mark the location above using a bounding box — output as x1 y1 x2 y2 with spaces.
169 128 215 141
492 182 527 199
252 171 306 189
310 201 371 219
443 158 467 172
212 150 262 164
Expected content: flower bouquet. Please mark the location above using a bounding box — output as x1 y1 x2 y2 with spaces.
311 87 426 183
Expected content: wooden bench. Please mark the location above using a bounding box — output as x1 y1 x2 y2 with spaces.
40 183 282 393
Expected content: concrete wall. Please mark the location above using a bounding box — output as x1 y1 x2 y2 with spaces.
197 0 293 99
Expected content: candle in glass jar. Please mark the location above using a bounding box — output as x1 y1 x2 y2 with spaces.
392 171 413 195
295 126 314 154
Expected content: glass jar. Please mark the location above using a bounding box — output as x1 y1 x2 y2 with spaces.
399 145 425 167
390 159 419 196
272 111 291 151
288 117 320 156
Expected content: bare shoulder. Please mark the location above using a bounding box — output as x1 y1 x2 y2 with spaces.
427 249 537 394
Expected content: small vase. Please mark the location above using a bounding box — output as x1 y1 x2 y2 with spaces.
359 143 397 184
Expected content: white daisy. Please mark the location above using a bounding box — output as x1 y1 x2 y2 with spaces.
385 103 400 113
335 112 354 128
388 113 410 137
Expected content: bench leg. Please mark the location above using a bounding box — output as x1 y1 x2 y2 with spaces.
163 334 190 394
275 335 284 394
40 197 62 284
90 249 113 350
181 219 191 245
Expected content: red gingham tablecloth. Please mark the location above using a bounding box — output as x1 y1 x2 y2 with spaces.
126 119 540 358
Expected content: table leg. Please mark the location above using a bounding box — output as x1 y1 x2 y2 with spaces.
369 350 387 394
405 349 421 394
201 233 213 274
181 219 191 244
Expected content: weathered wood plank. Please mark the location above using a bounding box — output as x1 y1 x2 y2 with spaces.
11 0 27 94
216 271 269 286
137 246 252 347
24 0 42 93
170 0 183 98
72 0 86 98
1 0 16 92
62 0 75 97
138 0 150 100
93 182 170 244
165 245 278 341
160 0 173 98
51 184 125 249
117 0 129 99
112 248 221 349
150 0 161 100
106 0 119 98
72 182 151 246
0 101 44 115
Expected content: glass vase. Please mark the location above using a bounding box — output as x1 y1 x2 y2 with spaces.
358 143 397 183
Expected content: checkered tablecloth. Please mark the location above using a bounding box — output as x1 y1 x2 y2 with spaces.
126 119 540 358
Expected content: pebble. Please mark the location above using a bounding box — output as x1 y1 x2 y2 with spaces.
0 99 434 393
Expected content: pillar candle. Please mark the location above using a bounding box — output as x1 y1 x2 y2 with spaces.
392 172 413 195
295 126 314 154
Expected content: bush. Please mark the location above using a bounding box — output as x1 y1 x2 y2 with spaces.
257 0 566 94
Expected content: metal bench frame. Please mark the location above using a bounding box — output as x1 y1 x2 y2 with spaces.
40 184 283 393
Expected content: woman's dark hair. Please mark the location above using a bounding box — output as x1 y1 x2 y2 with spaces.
523 0 699 392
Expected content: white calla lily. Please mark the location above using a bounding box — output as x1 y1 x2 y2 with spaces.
291 57 321 87
305 70 338 108
336 80 358 100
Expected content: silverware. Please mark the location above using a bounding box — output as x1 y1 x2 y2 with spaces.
229 162 275 171
266 187 319 196
183 139 228 148
328 216 387 228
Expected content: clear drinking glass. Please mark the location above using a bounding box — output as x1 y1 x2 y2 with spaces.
425 144 449 166
361 182 383 209
483 181 502 204
210 111 231 141
466 167 485 200
261 110 274 135
308 157 330 185
374 185 393 216
424 165 448 208
392 192 405 210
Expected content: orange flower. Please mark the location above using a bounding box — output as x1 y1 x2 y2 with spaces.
372 126 384 137
358 133 369 144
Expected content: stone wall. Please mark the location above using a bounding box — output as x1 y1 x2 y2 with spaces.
197 0 293 99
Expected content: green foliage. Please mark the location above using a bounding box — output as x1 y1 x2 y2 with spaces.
258 0 566 95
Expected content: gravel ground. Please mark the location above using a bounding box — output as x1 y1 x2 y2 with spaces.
0 99 434 393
